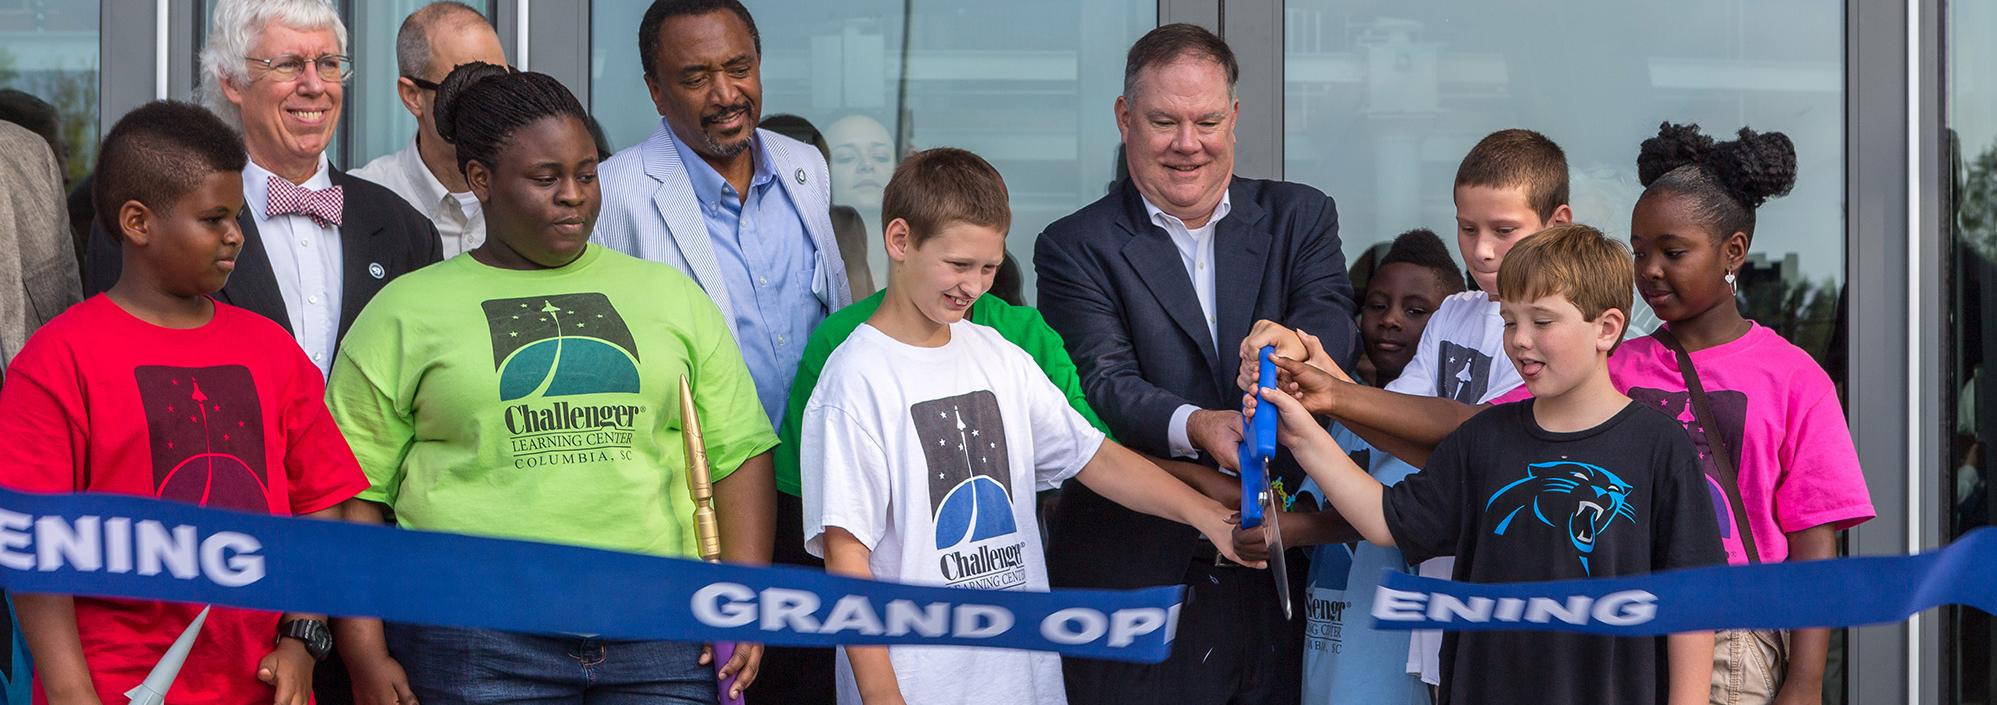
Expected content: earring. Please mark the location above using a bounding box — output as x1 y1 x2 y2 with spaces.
1725 271 1738 293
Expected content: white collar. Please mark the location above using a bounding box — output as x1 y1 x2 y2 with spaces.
1140 189 1232 231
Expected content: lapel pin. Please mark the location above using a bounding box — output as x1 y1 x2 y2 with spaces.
795 168 807 185
368 263 385 279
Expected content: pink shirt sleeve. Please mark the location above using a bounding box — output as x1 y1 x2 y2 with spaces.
1487 385 1533 405
1773 374 1875 532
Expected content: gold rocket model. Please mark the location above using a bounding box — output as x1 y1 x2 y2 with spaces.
680 374 723 562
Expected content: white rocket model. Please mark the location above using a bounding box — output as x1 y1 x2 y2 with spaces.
124 606 210 705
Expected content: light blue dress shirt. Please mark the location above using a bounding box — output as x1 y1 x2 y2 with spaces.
674 130 824 423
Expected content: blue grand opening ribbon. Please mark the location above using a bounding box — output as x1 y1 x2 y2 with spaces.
0 488 1183 663
1371 527 1997 635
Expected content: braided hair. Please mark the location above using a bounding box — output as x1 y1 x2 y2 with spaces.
1635 122 1797 244
432 61 590 178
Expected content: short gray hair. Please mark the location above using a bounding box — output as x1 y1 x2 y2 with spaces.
198 0 348 127
395 2 488 80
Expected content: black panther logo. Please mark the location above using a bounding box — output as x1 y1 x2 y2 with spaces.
1485 461 1637 575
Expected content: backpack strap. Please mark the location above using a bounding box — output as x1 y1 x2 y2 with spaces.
1651 328 1763 564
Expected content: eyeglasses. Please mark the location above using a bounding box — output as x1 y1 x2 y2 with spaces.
404 76 441 91
244 54 352 83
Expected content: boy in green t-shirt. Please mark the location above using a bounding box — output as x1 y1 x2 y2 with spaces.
776 292 1112 498
767 196 1242 704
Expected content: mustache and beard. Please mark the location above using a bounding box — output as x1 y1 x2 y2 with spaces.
695 99 757 157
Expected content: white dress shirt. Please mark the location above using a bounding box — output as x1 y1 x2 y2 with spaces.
1139 192 1233 459
244 156 344 377
349 137 485 257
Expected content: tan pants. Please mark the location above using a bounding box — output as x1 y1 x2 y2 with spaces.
1710 629 1788 705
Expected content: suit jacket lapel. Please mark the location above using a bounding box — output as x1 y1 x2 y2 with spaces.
333 170 385 337
219 210 291 334
1213 179 1271 395
1114 182 1218 371
643 126 736 319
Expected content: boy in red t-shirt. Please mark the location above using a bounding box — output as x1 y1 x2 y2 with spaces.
0 101 369 705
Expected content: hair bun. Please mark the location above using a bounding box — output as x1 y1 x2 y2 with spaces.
1636 122 1714 187
432 61 514 145
1708 127 1797 208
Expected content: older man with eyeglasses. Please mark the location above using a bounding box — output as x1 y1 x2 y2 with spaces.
84 0 442 380
349 2 507 258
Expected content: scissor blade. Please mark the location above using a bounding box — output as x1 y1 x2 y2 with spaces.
1264 492 1292 620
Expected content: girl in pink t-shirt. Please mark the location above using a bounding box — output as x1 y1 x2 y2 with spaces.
1626 123 1873 705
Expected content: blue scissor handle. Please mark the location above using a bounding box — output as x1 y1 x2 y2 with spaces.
1238 346 1278 529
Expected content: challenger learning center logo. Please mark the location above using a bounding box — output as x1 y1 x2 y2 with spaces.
482 293 646 470
912 391 1027 590
136 365 271 514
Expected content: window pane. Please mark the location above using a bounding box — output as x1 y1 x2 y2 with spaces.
1284 1 1845 365
591 0 1154 301
348 1 494 167
1946 1 1997 702
0 0 101 186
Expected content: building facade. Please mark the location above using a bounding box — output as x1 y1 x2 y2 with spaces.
3 0 1988 701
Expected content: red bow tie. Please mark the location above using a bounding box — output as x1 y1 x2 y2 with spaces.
266 176 344 228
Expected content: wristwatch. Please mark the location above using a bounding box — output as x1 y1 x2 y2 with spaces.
277 618 333 661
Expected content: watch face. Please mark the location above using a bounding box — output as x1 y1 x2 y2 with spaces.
283 619 333 660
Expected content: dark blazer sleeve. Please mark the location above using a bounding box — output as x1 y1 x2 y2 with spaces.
1033 227 1193 457
1281 194 1358 367
411 214 442 268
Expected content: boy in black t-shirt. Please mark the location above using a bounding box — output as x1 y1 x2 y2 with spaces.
1248 224 1723 705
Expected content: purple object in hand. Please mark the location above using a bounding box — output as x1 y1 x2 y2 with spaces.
714 641 743 705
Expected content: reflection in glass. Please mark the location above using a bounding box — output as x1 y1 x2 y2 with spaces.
826 113 894 210
1947 1 1997 702
0 0 101 186
1283 1 1844 367
590 0 1154 300
348 1 493 167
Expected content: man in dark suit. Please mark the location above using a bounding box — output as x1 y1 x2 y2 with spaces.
85 0 441 380
1034 23 1356 705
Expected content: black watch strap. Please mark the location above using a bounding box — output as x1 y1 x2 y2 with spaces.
278 618 333 662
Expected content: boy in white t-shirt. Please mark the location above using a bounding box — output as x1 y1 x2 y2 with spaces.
1234 128 1573 690
802 148 1247 705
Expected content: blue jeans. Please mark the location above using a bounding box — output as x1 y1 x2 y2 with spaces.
385 624 715 705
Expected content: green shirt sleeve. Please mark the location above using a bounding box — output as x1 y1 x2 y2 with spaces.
776 291 886 496
969 295 1116 441
324 309 416 506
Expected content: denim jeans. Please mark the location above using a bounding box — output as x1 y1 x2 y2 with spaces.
385 623 716 705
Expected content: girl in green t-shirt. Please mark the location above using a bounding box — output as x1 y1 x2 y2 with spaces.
326 62 773 705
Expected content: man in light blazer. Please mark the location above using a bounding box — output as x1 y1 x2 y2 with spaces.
593 4 846 701
596 0 851 426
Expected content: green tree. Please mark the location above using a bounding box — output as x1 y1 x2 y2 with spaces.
1965 142 1997 256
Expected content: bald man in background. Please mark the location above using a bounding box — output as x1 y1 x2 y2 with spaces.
349 1 508 257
